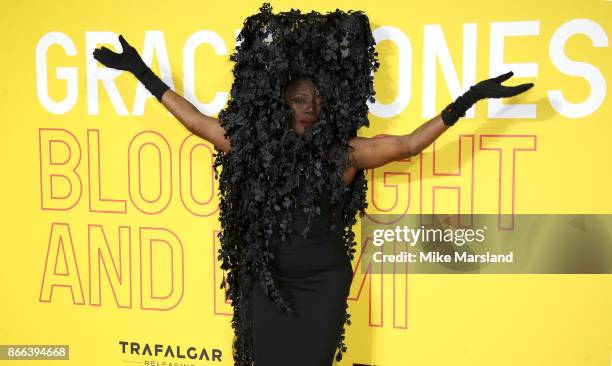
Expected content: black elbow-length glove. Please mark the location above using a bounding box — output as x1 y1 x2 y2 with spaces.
92 34 169 102
441 71 534 126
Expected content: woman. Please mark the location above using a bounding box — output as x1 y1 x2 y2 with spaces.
93 6 533 366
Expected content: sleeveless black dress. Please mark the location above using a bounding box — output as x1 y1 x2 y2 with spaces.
251 182 353 366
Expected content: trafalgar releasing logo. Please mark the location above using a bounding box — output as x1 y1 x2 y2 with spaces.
119 341 223 363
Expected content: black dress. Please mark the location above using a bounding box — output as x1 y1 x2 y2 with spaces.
251 182 353 366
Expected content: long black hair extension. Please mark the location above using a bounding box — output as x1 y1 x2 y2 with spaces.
212 3 379 365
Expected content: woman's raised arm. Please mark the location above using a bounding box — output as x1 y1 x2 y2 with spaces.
160 89 231 153
347 71 534 171
93 34 231 153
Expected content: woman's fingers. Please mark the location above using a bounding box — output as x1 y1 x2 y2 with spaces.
93 47 107 57
493 71 514 83
93 46 120 67
515 83 534 94
118 34 131 53
93 48 107 63
99 46 116 55
503 83 534 97
93 48 110 63
491 71 534 97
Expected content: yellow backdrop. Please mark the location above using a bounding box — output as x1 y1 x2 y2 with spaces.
1 0 611 365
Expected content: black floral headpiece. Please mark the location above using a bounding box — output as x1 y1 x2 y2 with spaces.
212 3 379 365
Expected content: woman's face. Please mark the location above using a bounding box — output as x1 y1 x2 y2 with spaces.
284 78 322 136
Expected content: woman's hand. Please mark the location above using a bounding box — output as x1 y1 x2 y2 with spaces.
470 71 534 99
92 34 169 102
442 71 534 126
93 34 145 73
